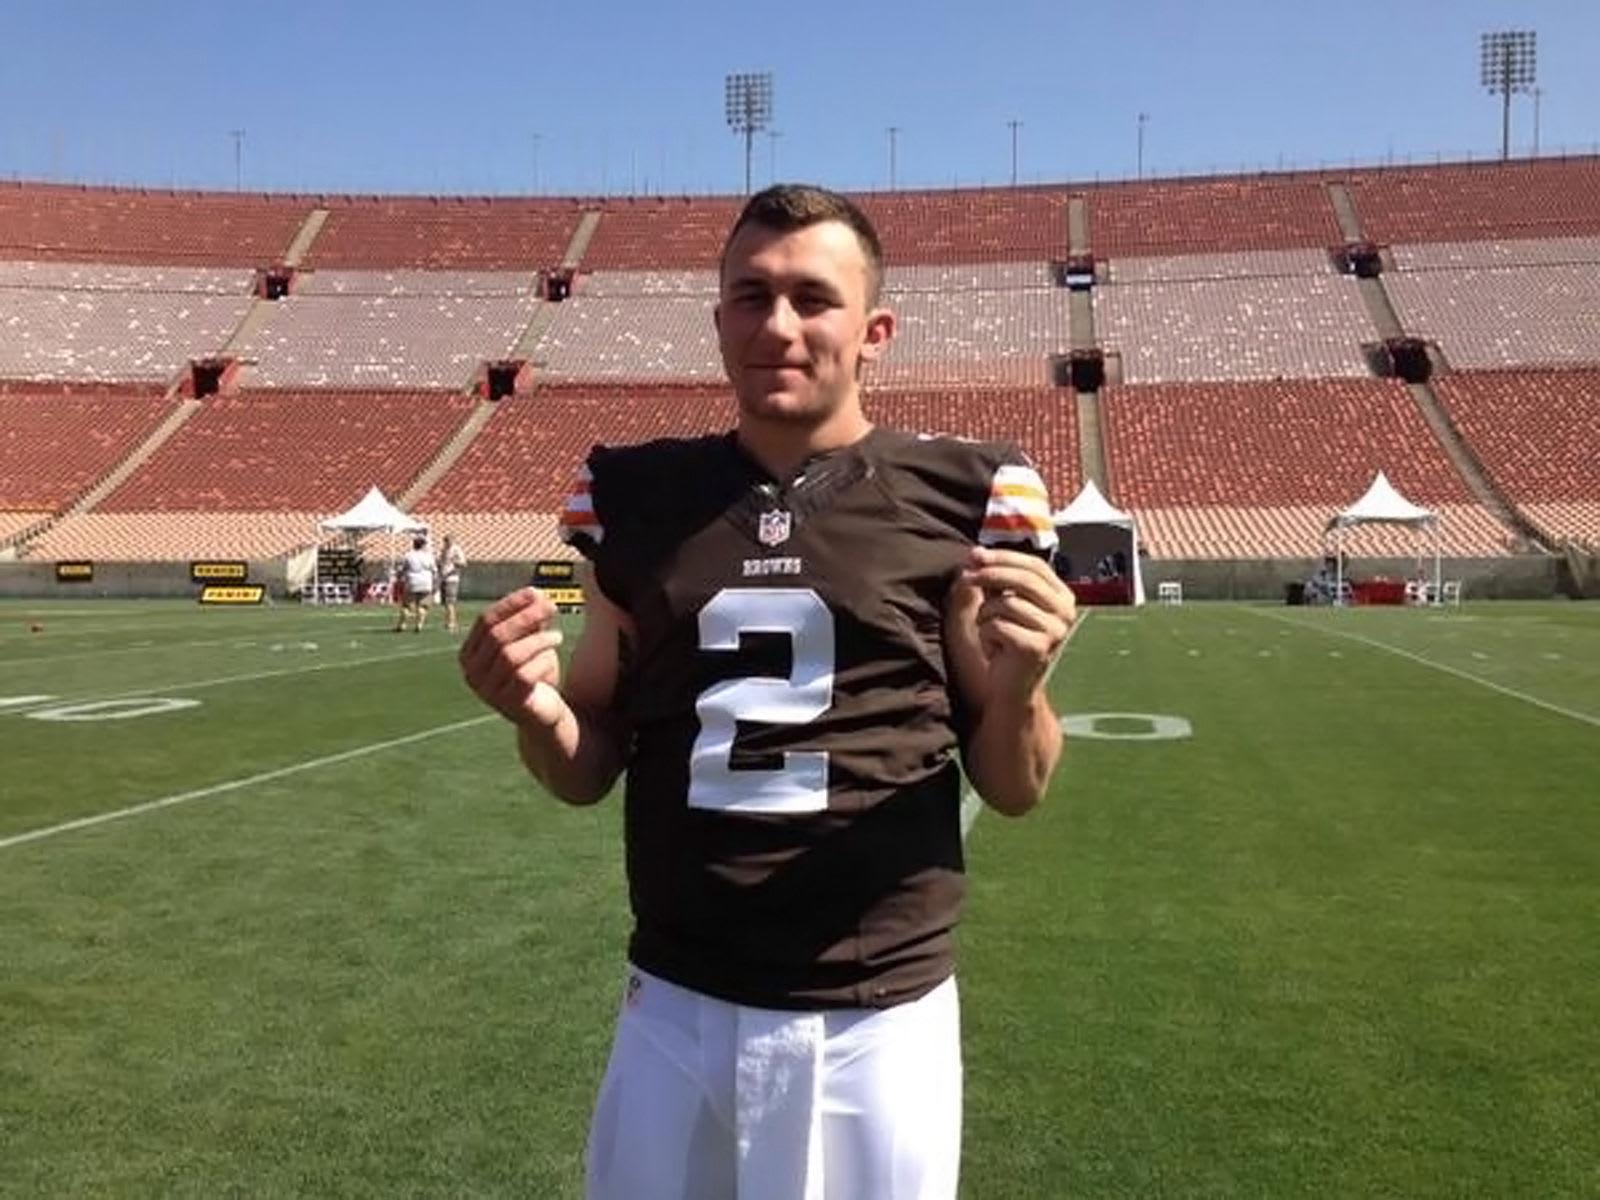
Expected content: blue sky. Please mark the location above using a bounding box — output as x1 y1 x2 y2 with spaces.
1 1 1594 196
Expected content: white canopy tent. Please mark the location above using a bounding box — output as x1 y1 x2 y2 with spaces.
1052 479 1146 606
311 487 428 602
1325 471 1440 603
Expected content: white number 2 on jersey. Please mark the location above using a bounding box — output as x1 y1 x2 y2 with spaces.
688 588 835 814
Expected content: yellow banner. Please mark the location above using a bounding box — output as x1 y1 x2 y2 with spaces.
198 585 266 605
191 561 249 582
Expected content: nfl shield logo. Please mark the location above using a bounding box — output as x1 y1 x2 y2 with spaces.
758 509 792 547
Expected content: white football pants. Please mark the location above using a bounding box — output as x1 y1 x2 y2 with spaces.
584 968 962 1200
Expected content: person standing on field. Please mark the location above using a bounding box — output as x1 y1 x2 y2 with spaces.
460 183 1076 1199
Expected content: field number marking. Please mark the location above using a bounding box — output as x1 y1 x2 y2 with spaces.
1061 712 1193 741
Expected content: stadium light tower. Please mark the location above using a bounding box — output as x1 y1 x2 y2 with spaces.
725 72 774 194
229 129 245 191
1480 30 1536 161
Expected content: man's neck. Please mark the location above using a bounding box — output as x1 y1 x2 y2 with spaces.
736 410 873 482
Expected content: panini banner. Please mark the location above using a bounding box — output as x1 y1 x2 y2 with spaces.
198 585 266 605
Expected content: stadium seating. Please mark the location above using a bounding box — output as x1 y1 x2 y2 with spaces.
1347 158 1600 244
1100 379 1514 557
0 183 309 265
856 189 1071 262
581 198 744 270
99 390 475 512
1385 264 1600 369
1433 370 1600 550
417 386 734 512
301 197 583 271
862 387 1081 503
3 159 1599 569
0 388 176 510
0 272 252 382
529 295 723 382
876 285 1071 386
402 511 566 564
1390 235 1600 271
0 510 46 542
575 270 718 297
1086 176 1341 256
23 510 321 562
234 292 539 388
294 269 540 297
1096 270 1372 382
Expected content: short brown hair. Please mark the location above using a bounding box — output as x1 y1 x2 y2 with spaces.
721 184 885 305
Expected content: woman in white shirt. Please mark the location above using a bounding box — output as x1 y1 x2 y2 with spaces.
394 535 436 633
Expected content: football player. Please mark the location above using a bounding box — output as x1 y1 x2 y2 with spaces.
460 184 1076 1199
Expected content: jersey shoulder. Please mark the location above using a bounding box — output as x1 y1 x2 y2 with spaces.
869 428 1057 554
559 433 735 556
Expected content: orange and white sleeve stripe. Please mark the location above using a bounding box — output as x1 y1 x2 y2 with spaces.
557 463 604 546
978 463 1057 552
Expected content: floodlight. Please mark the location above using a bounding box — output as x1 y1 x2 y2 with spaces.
1480 30 1537 160
725 72 774 193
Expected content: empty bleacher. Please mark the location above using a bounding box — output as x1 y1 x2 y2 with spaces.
1391 235 1600 272
0 386 176 511
1087 176 1340 256
1433 370 1600 550
234 291 538 388
1096 266 1372 383
0 182 310 265
1347 158 1600 244
1386 264 1600 370
418 385 733 513
294 269 540 297
301 197 583 271
581 198 744 270
877 285 1071 386
857 189 1071 262
4 161 1599 571
0 510 46 542
1100 379 1514 557
0 272 253 382
99 390 475 512
24 510 323 562
529 295 723 382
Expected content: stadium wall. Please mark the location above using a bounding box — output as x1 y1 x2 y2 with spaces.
0 557 1565 602
1142 556 1562 601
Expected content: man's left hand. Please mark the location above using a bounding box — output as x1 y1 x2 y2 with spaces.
961 546 1077 703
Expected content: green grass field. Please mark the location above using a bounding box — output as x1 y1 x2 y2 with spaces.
2 598 1597 1198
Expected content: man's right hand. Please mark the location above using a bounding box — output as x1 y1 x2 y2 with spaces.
458 588 569 729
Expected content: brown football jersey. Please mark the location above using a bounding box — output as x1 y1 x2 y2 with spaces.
560 426 1055 1010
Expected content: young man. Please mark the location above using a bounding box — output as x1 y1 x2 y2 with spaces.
459 184 1076 1199
394 534 435 633
435 533 467 633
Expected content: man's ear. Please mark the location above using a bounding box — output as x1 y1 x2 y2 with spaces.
859 307 896 362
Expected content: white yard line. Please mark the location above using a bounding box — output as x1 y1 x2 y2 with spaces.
0 645 455 717
0 715 497 853
2 634 273 668
1248 608 1599 730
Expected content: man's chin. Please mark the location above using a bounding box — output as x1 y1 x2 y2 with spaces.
737 388 828 422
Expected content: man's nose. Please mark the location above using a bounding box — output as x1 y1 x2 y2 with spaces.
760 295 800 338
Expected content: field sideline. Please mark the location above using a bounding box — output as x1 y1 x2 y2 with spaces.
2 598 1596 1197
